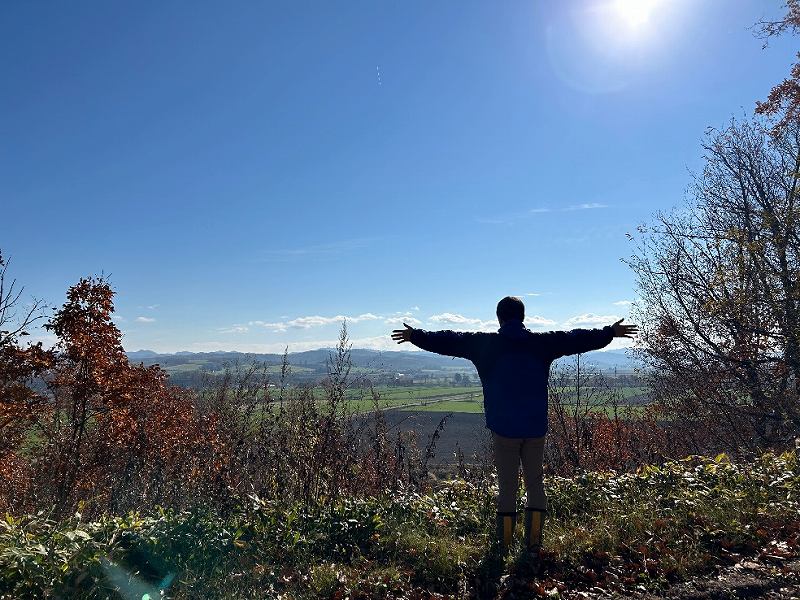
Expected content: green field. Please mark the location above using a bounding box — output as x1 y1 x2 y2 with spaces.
350 384 650 415
347 385 481 400
166 378 650 414
551 385 649 399
342 384 650 414
402 398 485 413
345 386 482 412
395 398 647 416
163 363 317 376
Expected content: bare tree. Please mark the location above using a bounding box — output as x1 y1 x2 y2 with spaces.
755 1 800 130
0 250 50 504
627 119 800 451
0 251 45 349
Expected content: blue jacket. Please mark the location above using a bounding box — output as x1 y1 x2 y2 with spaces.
409 321 614 438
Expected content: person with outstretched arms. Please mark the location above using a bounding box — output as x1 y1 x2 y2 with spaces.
391 296 637 553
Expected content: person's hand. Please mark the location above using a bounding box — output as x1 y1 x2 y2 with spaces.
391 323 415 344
611 318 638 338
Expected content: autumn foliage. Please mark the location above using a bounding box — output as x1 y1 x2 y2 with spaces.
0 276 217 516
756 0 800 130
0 275 432 518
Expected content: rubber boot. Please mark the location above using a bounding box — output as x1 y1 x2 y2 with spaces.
524 508 546 553
495 511 517 550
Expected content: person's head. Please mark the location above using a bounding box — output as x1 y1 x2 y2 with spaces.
496 296 524 326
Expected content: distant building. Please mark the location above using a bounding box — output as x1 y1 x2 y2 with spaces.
394 373 413 386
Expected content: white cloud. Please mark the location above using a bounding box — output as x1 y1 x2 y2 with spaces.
21 332 59 349
600 337 636 351
135 316 156 323
112 315 126 322
562 313 619 328
247 313 381 332
287 313 381 328
564 203 608 211
476 207 551 225
384 316 423 326
287 316 337 329
219 325 249 334
429 313 482 325
526 315 557 328
180 334 422 355
249 320 287 332
257 238 379 263
427 312 554 331
478 203 608 225
613 300 633 306
428 313 496 331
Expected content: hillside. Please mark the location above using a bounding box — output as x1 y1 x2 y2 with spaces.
125 347 642 386
3 452 797 599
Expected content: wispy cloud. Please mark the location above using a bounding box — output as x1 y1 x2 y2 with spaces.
526 315 557 328
384 316 423 326
248 313 381 332
218 325 249 334
257 238 380 263
428 313 497 331
605 337 635 351
21 332 59 349
288 313 380 328
182 334 423 355
112 315 126 322
429 313 484 325
478 203 608 225
427 312 556 331
135 316 156 323
564 203 608 211
475 208 550 225
613 300 633 306
562 313 618 328
249 321 288 332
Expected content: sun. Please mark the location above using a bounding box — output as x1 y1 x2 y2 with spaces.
613 0 659 29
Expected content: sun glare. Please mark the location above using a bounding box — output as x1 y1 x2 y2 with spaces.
613 0 659 29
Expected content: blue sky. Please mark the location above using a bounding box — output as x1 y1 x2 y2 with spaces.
2 1 795 353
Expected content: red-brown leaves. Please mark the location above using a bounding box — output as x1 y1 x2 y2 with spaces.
0 277 220 515
755 1 800 130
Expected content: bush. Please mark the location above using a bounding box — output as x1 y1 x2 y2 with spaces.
2 451 798 598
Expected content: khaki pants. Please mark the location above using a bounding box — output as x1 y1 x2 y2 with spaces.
492 431 546 513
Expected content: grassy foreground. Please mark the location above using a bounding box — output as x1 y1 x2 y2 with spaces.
2 452 798 599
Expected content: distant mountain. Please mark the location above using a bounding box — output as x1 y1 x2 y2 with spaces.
578 348 643 371
125 346 642 375
126 348 472 370
126 349 160 359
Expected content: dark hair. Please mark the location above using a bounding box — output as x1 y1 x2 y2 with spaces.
496 296 525 323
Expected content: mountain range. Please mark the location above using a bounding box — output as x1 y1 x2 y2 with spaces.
126 347 643 374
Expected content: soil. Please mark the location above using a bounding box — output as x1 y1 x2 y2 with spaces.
491 557 800 599
369 409 491 467
634 559 800 599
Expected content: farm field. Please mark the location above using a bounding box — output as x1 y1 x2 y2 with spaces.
354 384 650 414
397 400 646 416
402 398 485 413
344 386 483 412
360 409 491 467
